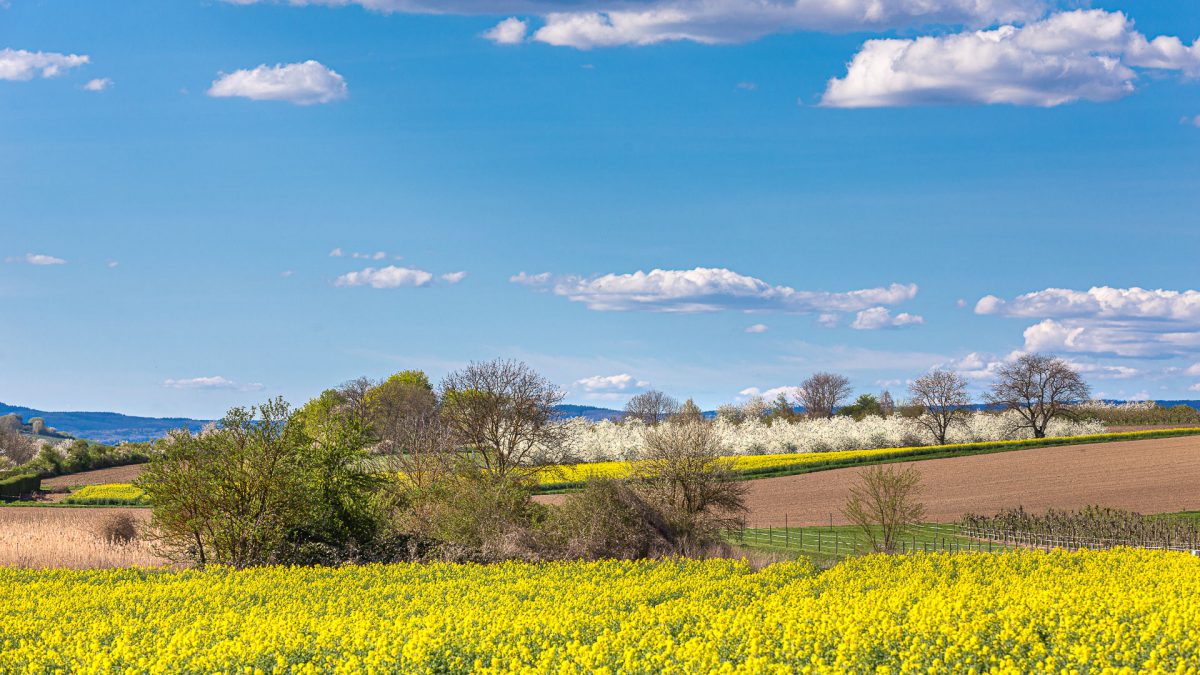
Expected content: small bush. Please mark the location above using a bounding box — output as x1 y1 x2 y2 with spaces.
96 512 140 546
546 479 676 560
0 473 40 499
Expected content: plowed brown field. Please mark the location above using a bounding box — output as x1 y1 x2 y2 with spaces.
739 435 1200 526
536 435 1200 526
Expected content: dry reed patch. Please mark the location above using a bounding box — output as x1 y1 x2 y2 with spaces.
0 507 170 569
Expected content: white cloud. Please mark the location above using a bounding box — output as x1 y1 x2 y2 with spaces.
6 253 66 265
483 17 528 44
107 261 120 269
1190 383 1200 393
822 10 1200 108
1187 115 1200 128
744 323 768 334
1186 363 1200 377
735 81 757 91
512 267 918 314
510 271 553 286
335 265 434 289
850 306 925 330
739 385 803 401
329 247 344 257
976 286 1200 322
440 271 468 284
816 313 840 328
82 77 112 92
207 60 348 105
979 286 1200 358
162 376 264 392
575 373 648 392
280 270 295 278
223 0 1044 48
0 48 89 81
348 250 387 260
1021 319 1200 358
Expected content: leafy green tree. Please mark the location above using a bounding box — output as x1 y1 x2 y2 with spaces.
838 394 884 421
139 397 385 567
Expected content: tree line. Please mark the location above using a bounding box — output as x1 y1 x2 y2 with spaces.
636 353 1092 444
137 359 749 568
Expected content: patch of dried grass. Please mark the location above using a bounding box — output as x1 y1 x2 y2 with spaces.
0 507 171 569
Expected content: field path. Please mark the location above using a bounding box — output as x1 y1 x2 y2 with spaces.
536 435 1200 526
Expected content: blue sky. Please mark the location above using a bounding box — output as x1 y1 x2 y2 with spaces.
2 0 1200 418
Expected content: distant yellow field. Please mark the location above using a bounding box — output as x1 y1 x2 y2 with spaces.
536 428 1200 488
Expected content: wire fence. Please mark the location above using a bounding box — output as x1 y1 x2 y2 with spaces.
733 516 1200 557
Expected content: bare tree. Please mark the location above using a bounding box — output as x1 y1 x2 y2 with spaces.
0 423 37 465
623 390 680 425
439 359 566 479
673 398 705 424
909 369 971 445
741 395 768 422
797 372 852 419
986 354 1091 438
337 377 376 432
370 373 455 488
878 390 895 417
634 419 747 548
843 465 926 554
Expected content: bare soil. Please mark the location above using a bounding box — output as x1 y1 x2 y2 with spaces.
42 463 146 489
536 435 1200 526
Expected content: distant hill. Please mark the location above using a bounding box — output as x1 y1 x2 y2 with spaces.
6 399 1198 445
0 403 209 445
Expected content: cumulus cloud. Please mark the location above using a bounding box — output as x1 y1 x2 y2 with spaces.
744 323 768 334
440 271 468 284
978 286 1200 358
1190 383 1200 393
822 10 1200 108
335 265 434 289
163 376 264 391
224 0 1044 47
6 253 66 265
207 60 348 105
329 248 345 257
575 373 649 392
850 306 925 330
1187 363 1200 377
1021 319 1200 358
82 77 112 91
976 286 1200 322
511 267 918 314
739 385 803 401
483 17 528 44
0 48 88 81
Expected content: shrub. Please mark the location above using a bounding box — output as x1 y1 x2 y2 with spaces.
545 479 676 560
95 513 140 545
0 473 40 499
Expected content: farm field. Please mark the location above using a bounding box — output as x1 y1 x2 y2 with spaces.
42 463 146 489
2 550 1199 672
536 434 1200 523
738 434 1200 525
0 507 165 569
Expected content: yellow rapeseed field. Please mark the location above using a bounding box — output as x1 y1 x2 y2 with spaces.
536 428 1200 487
2 549 1199 672
63 483 149 505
